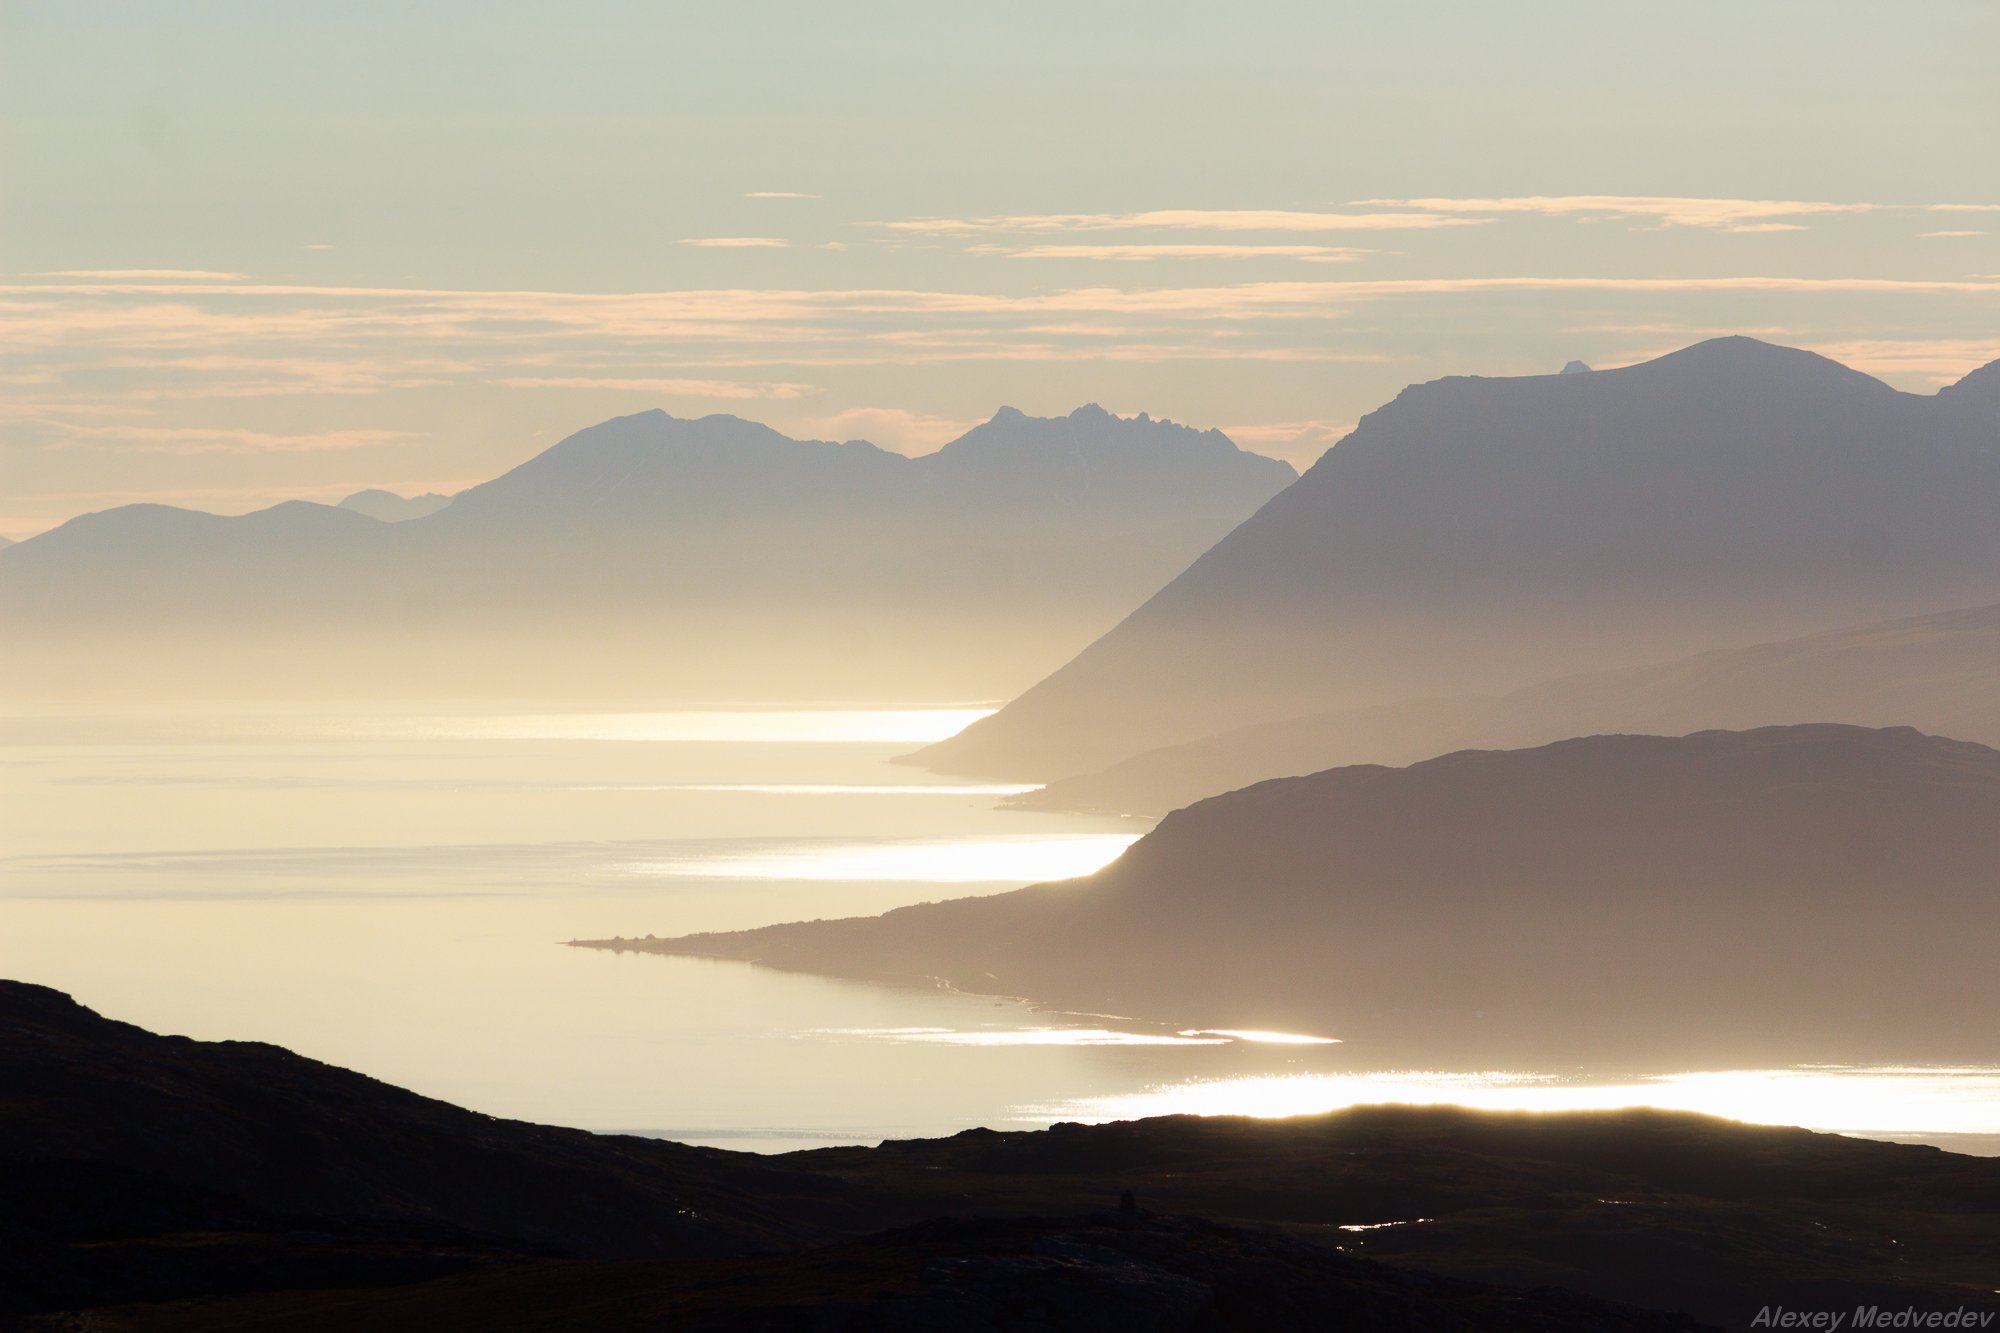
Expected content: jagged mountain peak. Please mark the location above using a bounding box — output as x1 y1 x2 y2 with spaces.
915 336 2000 779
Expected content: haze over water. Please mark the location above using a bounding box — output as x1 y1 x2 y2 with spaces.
2 703 1993 1155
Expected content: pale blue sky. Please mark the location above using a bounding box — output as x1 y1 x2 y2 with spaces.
3 1 1996 533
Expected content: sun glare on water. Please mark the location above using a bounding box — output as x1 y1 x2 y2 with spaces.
820 1027 1237 1047
349 707 998 745
1027 1066 2000 1138
653 783 1044 796
636 833 1142 883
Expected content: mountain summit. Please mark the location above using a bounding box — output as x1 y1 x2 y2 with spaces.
0 407 1291 701
913 339 2000 778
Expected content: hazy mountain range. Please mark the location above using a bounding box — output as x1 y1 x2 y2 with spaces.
0 406 1292 700
1017 596 2000 815
10 979 1997 1330
605 725 2000 1067
336 488 454 522
913 338 2000 779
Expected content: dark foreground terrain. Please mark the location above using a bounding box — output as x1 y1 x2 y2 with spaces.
5 981 1998 1330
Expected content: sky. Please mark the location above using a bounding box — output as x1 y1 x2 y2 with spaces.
2 0 1997 537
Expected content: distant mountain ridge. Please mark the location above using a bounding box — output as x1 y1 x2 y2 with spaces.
913 338 2000 778
1017 595 2000 815
614 725 2000 1067
338 488 454 522
0 405 1292 700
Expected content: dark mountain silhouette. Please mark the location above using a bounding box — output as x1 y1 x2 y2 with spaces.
75 1213 1712 1333
1019 597 2000 815
0 979 875 1315
0 406 1291 701
337 488 454 522
606 726 2000 1066
11 980 2000 1330
911 339 2000 779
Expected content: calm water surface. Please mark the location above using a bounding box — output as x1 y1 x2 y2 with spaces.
2 703 1995 1155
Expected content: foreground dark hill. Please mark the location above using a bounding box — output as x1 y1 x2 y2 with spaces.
791 1112 2000 1332
0 405 1291 701
1021 597 2000 815
914 338 2000 778
10 982 2000 1330
0 980 877 1315
611 726 2000 1065
79 1213 1708 1333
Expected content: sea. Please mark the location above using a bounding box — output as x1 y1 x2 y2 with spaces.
2 702 1995 1155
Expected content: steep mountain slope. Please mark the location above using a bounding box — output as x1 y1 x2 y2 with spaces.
913 339 2000 778
614 726 2000 1066
0 978 857 1312
1019 597 2000 815
0 406 1291 700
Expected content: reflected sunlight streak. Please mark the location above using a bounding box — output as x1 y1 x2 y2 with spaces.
821 1027 1231 1047
1179 1029 1342 1045
638 833 1141 883
348 708 998 744
614 782 1045 796
1025 1067 2000 1137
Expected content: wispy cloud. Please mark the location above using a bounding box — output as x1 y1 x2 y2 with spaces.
1803 338 2000 384
1356 195 1881 230
789 406 979 454
881 210 1487 236
1222 418 1357 445
33 269 248 281
498 376 817 399
968 243 1377 262
1357 195 2000 232
680 236 790 248
45 422 418 454
1559 321 1798 339
0 398 155 421
744 191 819 200
1220 418 1356 467
99 354 469 399
4 277 1997 368
1921 230 1986 238
4 272 1998 332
